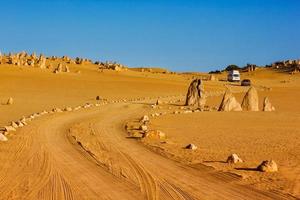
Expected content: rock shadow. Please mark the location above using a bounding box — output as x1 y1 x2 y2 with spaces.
235 167 258 171
203 160 227 164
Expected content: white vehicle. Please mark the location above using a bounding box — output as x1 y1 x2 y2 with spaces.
227 70 240 82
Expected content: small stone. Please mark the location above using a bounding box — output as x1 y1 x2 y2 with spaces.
84 103 92 108
185 144 197 150
64 107 73 112
7 97 13 105
74 106 82 111
53 108 63 113
144 130 166 140
140 115 150 123
156 99 163 105
226 154 243 164
40 110 48 115
20 117 27 123
0 133 8 142
139 125 148 132
257 160 278 172
11 121 19 129
16 121 24 127
5 126 16 132
183 110 192 114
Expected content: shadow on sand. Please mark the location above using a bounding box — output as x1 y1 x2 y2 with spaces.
203 160 227 164
235 167 258 171
125 136 142 140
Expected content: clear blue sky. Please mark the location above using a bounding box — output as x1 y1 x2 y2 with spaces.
0 0 299 72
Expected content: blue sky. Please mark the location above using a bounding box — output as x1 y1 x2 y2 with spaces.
0 0 299 72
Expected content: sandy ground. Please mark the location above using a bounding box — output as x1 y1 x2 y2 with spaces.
0 65 187 126
0 63 299 199
146 72 300 198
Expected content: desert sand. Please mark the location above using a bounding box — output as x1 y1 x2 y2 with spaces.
0 54 299 199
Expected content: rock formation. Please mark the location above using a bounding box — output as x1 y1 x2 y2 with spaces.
218 90 242 111
140 115 150 124
185 79 206 108
263 97 275 111
257 160 278 172
28 59 35 67
139 125 148 132
11 121 19 129
96 96 101 100
7 97 13 105
37 54 46 69
64 107 73 112
53 63 70 73
57 63 63 73
156 99 163 105
241 87 259 111
53 108 63 113
226 154 243 164
0 133 8 142
1 126 16 132
144 130 166 140
209 74 216 81
185 143 197 150
65 65 70 73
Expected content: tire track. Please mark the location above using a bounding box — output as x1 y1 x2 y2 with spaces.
121 152 159 200
0 103 297 199
88 103 297 199
0 109 144 200
158 179 194 200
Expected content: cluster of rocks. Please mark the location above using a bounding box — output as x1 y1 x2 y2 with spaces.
226 153 278 172
0 94 180 143
0 111 48 141
219 87 275 112
246 64 257 72
96 61 128 71
75 57 92 65
0 51 180 75
0 100 111 142
0 52 47 68
143 130 166 140
184 79 275 112
0 51 74 74
270 59 300 73
145 82 275 124
125 115 166 140
61 56 74 64
53 63 70 73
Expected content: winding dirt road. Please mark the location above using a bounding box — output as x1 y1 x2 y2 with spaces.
0 103 296 199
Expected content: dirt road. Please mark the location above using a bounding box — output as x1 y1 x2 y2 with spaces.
0 103 295 199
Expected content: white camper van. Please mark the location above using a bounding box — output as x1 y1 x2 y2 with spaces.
228 70 240 82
